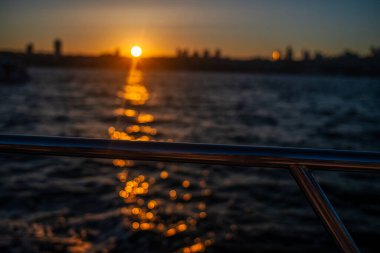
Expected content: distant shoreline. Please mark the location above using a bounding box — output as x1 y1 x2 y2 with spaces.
1 51 380 77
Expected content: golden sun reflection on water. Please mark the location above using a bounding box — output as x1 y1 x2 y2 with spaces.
117 70 149 105
109 61 215 252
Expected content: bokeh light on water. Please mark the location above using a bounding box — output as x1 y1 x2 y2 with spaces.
0 68 379 252
109 63 215 252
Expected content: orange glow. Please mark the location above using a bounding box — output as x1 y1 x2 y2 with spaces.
117 170 128 182
127 125 140 133
140 222 152 230
169 190 177 200
135 135 150 141
112 59 216 253
147 200 157 209
157 223 165 232
141 126 157 135
119 175 150 200
141 182 149 189
120 84 149 105
118 70 150 106
182 180 190 188
146 212 154 219
272 50 281 61
160 170 169 179
176 223 187 232
113 159 126 167
132 207 140 215
183 193 192 201
137 113 154 123
199 212 207 219
132 222 140 230
108 126 115 134
166 228 176 237
198 202 206 210
190 242 205 252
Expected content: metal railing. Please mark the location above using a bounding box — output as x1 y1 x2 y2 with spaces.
1 134 379 253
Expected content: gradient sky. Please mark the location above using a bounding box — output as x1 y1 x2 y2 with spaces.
0 0 379 58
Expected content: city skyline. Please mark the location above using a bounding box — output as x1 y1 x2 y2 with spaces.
9 37 379 61
1 0 379 58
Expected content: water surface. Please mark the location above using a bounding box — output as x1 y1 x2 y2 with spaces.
0 68 379 253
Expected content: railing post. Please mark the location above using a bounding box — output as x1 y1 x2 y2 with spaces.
290 166 360 253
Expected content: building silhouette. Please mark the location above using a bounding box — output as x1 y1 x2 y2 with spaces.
314 51 323 61
114 48 120 57
370 46 380 59
285 46 293 61
176 48 222 59
203 49 210 59
302 50 311 61
2 39 379 76
176 48 190 58
182 49 189 58
54 39 62 56
176 49 182 58
192 50 200 58
26 43 34 55
214 48 222 59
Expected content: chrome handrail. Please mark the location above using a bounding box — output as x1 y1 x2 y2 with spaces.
1 134 379 253
0 135 378 171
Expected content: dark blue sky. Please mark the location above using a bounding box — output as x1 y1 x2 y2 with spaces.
1 0 379 58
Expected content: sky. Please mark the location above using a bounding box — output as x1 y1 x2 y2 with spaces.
0 0 379 58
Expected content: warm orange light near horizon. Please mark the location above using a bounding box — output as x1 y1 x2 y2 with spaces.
131 46 142 57
272 50 280 61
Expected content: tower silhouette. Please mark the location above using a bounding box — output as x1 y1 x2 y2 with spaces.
54 39 62 56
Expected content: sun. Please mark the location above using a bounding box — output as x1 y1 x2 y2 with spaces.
131 46 142 58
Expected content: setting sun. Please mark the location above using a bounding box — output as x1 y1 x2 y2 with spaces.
131 46 142 58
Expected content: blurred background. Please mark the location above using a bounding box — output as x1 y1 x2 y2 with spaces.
0 1 379 252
